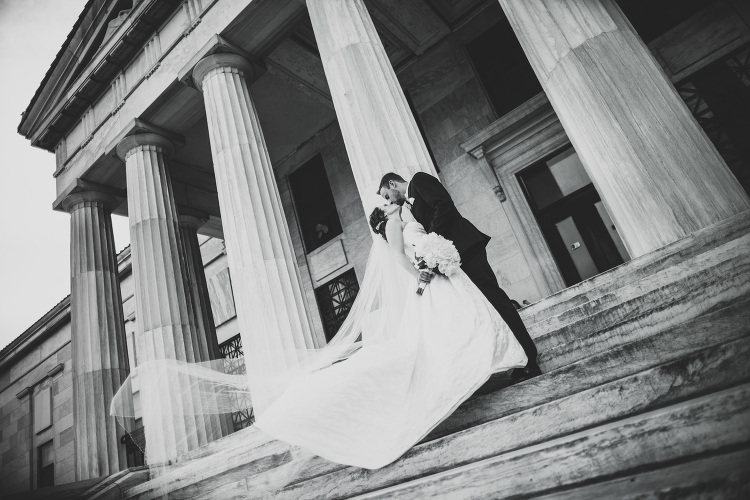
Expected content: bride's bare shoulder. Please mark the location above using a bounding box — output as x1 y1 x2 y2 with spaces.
385 218 406 237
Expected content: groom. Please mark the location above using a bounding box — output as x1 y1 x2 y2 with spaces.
378 171 541 381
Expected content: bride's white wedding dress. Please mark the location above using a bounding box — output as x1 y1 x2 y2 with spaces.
254 218 527 469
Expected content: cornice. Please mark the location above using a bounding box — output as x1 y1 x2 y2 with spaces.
0 297 71 373
459 92 551 160
19 0 183 152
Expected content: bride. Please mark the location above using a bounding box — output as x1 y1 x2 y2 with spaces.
251 202 527 469
111 197 528 476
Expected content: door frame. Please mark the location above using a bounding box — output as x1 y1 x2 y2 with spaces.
462 93 570 297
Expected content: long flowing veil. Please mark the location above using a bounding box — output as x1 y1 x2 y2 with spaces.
110 192 412 491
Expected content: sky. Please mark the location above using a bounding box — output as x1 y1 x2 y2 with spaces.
0 0 131 351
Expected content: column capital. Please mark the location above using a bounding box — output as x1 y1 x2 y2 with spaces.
116 132 175 162
178 214 207 230
192 53 259 90
62 190 119 213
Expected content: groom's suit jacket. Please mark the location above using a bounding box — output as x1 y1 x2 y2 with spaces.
407 172 490 257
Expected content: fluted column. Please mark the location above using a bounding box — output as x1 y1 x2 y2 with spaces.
116 133 223 462
63 191 131 480
192 53 322 411
177 215 220 362
498 0 750 257
177 214 233 436
306 0 437 198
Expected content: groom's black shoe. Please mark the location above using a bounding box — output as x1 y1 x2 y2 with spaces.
510 362 542 384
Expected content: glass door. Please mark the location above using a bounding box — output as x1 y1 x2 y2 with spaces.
519 146 630 286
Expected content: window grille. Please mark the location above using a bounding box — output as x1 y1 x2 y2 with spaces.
315 269 360 342
218 334 254 430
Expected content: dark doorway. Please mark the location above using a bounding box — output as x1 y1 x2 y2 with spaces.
519 147 630 287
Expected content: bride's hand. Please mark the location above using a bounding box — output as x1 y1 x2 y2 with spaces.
419 270 434 283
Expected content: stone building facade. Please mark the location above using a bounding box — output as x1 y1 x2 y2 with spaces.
3 0 750 497
0 240 241 493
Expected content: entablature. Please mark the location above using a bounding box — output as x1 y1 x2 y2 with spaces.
22 0 184 153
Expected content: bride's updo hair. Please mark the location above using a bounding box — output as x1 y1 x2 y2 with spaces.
369 207 388 240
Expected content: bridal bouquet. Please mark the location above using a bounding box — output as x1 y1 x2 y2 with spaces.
413 234 462 295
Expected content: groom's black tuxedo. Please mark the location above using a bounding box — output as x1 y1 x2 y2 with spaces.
407 172 538 363
407 172 490 256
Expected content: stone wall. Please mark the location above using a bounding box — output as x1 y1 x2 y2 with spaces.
275 122 373 342
398 35 544 304
0 238 242 493
0 321 74 493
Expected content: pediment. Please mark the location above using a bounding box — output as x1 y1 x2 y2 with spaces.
18 0 135 141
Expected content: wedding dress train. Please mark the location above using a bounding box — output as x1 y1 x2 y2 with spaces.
254 220 528 469
110 217 527 478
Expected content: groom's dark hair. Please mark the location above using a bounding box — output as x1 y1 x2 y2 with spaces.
377 173 406 194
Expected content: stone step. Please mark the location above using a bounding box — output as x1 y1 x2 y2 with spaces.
82 467 150 499
527 230 748 340
521 210 750 327
145 216 749 471
532 447 750 500
535 249 749 373
6 477 102 500
121 220 750 499
124 299 749 499
247 337 750 500
123 428 283 499
433 296 749 440
351 384 750 499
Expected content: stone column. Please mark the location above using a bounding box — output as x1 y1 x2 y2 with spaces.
305 0 438 198
177 215 220 363
497 0 750 257
63 191 130 480
117 133 223 462
192 54 322 410
177 214 233 436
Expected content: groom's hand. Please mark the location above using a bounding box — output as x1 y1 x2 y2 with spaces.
419 271 434 283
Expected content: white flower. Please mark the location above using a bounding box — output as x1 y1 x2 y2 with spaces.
414 233 461 276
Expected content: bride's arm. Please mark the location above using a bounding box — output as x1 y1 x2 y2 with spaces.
385 219 419 277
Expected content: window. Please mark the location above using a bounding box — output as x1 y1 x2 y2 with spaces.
674 46 750 195
615 0 713 43
288 155 343 253
465 17 542 119
37 441 54 488
314 269 360 342
33 387 52 433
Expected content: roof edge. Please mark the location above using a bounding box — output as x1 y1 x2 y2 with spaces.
17 0 99 137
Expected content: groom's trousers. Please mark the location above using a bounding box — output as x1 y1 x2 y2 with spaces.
460 245 538 364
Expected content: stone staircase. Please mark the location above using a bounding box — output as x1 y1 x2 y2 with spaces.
119 212 750 499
